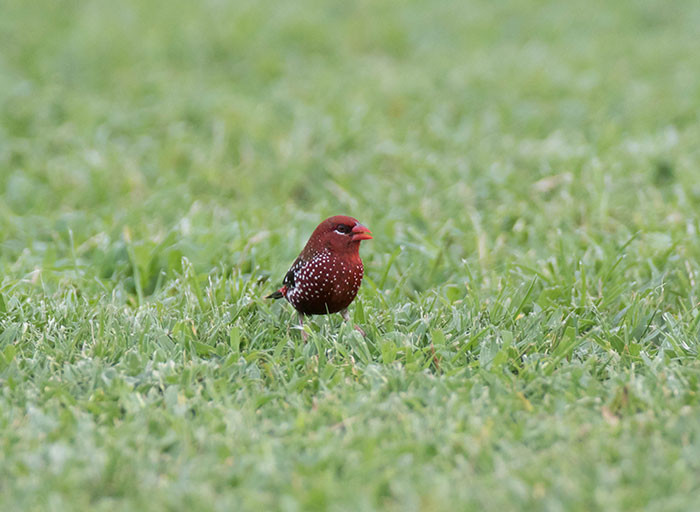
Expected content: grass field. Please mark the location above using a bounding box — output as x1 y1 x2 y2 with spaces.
2 0 700 510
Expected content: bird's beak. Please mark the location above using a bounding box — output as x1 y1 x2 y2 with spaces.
351 223 373 242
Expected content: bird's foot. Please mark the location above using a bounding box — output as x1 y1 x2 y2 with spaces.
340 309 366 337
298 312 309 342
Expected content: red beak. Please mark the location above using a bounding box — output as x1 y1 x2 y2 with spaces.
351 223 373 242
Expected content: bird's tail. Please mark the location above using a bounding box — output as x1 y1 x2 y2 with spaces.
266 288 285 299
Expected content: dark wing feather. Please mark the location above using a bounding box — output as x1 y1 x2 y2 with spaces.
266 258 301 299
283 268 295 288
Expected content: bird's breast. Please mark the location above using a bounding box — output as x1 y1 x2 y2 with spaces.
286 252 364 315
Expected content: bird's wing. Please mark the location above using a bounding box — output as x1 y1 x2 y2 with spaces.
265 257 301 299
282 267 296 288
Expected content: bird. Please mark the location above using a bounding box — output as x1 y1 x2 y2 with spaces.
266 215 373 339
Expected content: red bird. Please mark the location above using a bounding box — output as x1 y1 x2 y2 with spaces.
267 215 373 339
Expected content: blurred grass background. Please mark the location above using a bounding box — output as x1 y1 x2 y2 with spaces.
2 0 700 510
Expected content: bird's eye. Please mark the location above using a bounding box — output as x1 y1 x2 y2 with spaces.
334 224 351 234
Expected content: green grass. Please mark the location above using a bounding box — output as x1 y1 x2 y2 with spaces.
2 0 700 509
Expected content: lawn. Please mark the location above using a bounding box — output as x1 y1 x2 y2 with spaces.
2 0 700 510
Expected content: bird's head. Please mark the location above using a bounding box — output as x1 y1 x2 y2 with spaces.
304 215 373 256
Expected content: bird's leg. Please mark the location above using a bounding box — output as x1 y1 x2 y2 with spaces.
340 309 366 337
298 312 308 342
